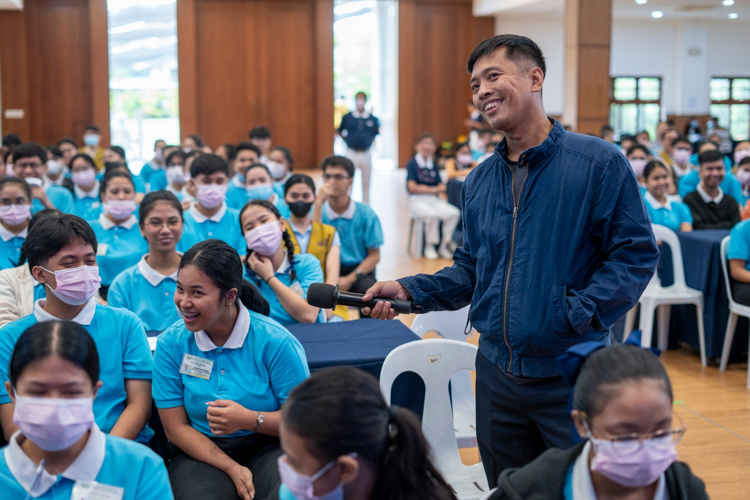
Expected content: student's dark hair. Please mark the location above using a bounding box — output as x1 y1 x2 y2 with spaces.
699 149 725 167
239 200 296 281
106 145 126 160
12 142 47 164
0 177 31 200
626 144 651 158
271 146 294 169
284 174 316 197
467 34 546 79
415 133 436 147
233 142 262 162
83 124 101 134
221 143 237 160
283 367 456 500
154 139 166 148
186 149 203 159
454 141 471 154
100 170 135 200
3 148 12 164
25 213 98 274
138 190 183 227
320 155 355 178
166 150 186 166
190 153 230 179
187 134 204 148
739 156 750 168
243 162 271 180
58 137 78 149
573 344 672 417
599 125 614 138
69 153 96 170
48 146 63 158
18 209 60 266
670 135 691 149
643 160 668 180
9 321 100 388
355 91 367 100
179 239 270 316
249 126 272 140
696 140 717 153
2 133 22 149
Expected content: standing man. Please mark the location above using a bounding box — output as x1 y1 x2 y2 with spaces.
337 92 380 204
362 35 659 486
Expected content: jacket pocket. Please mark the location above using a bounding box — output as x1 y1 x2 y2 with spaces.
531 285 579 356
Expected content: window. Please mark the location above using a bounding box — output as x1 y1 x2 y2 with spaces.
609 77 662 140
710 77 750 141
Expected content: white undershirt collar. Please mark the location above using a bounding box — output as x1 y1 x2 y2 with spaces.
697 183 724 204
33 297 97 325
74 179 100 200
0 223 27 242
324 199 355 221
98 213 137 230
138 253 181 287
194 300 251 351
189 202 227 223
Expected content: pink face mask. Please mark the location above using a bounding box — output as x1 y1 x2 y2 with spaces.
0 204 31 226
196 184 227 209
589 435 677 488
104 199 137 220
672 148 691 165
244 222 283 257
72 169 96 187
278 453 356 500
629 159 648 178
4 164 14 177
457 153 473 166
40 265 101 305
13 392 94 451
737 169 750 187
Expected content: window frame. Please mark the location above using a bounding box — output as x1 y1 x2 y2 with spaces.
608 76 662 138
710 76 750 141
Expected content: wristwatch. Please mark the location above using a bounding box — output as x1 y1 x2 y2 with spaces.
254 412 264 432
354 269 363 279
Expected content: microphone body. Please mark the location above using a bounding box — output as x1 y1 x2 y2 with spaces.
307 283 417 314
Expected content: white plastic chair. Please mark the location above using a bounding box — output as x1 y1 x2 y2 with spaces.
380 339 489 500
719 236 750 387
624 224 706 366
411 307 477 449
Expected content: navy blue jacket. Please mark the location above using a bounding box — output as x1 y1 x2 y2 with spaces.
399 120 659 378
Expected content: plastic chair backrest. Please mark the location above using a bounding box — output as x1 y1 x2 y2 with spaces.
380 339 478 475
410 306 471 341
652 224 687 287
720 236 737 309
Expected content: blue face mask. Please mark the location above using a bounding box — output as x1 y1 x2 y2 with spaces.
246 183 274 201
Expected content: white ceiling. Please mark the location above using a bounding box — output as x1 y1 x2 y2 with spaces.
0 0 22 10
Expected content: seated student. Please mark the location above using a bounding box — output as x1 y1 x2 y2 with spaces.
241 200 323 325
0 321 173 499
215 143 236 161
98 148 147 195
626 144 652 188
81 125 105 171
88 171 147 300
445 142 477 180
70 153 103 220
12 142 75 214
0 213 153 443
140 139 167 191
733 141 750 169
489 344 706 499
226 142 261 210
313 156 383 295
44 146 72 189
181 154 245 254
249 125 273 164
182 134 204 153
666 135 694 181
406 133 460 260
278 366 455 500
679 140 744 204
738 158 750 220
269 146 294 197
0 178 31 270
243 163 291 218
153 239 309 500
108 191 184 332
683 150 741 230
642 161 693 232
165 150 193 203
57 137 79 170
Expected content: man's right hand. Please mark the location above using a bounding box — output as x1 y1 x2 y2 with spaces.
361 281 411 320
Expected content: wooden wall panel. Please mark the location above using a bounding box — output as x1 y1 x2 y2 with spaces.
0 9 31 140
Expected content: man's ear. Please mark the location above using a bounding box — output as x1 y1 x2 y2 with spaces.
530 67 544 94
31 265 48 286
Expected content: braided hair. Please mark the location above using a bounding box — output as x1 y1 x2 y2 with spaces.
239 199 296 282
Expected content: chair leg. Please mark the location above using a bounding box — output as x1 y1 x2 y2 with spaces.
623 306 638 342
720 312 739 372
638 303 656 349
657 304 671 352
695 302 707 367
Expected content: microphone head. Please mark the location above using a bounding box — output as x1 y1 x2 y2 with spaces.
306 283 337 309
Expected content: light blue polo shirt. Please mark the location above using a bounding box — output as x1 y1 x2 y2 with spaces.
152 302 310 438
108 255 180 332
0 425 172 500
0 224 26 270
321 199 383 266
244 252 325 326
181 203 246 255
678 170 744 205
227 178 291 218
0 299 154 442
72 180 103 221
643 192 693 232
728 219 750 271
32 183 75 214
88 214 148 287
148 168 168 192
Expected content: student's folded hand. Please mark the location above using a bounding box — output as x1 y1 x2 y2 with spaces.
207 399 253 436
227 464 255 500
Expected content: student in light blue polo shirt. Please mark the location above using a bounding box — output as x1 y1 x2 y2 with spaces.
12 142 75 214
0 321 173 500
99 146 147 195
153 239 309 500
181 154 246 254
70 153 103 220
269 146 295 198
109 191 185 333
642 161 693 232
240 200 324 325
314 155 383 294
0 213 153 444
0 178 32 270
88 171 148 300
226 142 261 210
139 139 167 190
242 163 291 218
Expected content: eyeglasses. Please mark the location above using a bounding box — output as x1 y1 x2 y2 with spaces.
583 413 686 456
15 162 44 169
323 174 351 181
146 220 182 229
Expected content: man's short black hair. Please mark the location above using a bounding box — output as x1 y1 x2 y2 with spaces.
320 155 354 178
2 134 22 149
190 153 230 179
58 137 78 149
83 124 101 134
467 34 546 79
13 142 47 164
107 145 126 159
232 142 262 161
249 126 272 140
355 91 367 100
25 213 98 273
699 150 725 166
671 135 691 148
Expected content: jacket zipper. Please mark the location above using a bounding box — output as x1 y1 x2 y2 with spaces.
502 165 528 372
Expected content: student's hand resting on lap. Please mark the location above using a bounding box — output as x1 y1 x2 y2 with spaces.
339 273 357 292
362 281 412 320
207 399 254 436
227 464 255 500
247 253 275 282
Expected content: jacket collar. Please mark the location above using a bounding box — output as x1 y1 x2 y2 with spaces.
495 118 564 168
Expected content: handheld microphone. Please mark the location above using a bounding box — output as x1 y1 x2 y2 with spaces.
307 283 419 314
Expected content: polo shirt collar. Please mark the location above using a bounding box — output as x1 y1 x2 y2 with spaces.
194 301 250 351
276 250 290 274
74 179 100 200
189 202 226 223
324 199 355 221
98 213 137 230
291 221 312 238
232 175 244 189
34 297 97 326
5 424 106 497
644 191 672 211
138 254 180 287
496 117 563 168
352 110 370 119
697 183 724 204
0 223 26 242
40 176 52 192
415 154 434 170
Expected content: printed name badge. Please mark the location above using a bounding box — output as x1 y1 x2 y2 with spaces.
96 244 108 257
180 353 213 380
71 481 124 500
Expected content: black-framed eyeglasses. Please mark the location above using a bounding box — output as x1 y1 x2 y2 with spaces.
323 174 351 181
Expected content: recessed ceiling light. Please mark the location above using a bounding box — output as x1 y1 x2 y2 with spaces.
723 0 735 6
651 11 663 18
636 0 647 4
729 12 739 18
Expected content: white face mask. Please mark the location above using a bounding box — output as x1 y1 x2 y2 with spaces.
267 161 287 181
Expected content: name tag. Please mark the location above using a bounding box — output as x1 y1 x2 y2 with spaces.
96 244 108 256
71 481 124 500
289 281 305 297
180 354 213 380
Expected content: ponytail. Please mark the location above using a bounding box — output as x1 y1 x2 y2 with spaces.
239 279 270 316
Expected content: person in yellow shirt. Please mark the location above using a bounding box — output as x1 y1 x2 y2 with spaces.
80 124 106 171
